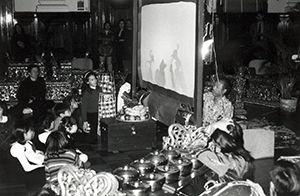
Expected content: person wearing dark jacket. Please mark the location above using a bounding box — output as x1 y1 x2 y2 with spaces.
13 64 47 121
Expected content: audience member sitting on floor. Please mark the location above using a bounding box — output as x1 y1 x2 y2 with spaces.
38 103 72 145
202 76 234 127
58 116 89 167
13 64 49 121
182 121 254 196
43 131 84 195
10 120 45 172
270 159 300 196
52 103 72 131
63 94 85 133
10 120 46 195
37 112 55 145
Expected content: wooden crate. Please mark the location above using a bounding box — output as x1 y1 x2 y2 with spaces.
100 118 157 152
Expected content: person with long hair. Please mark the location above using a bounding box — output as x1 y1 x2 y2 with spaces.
199 122 254 181
43 131 83 195
270 160 300 196
58 116 89 166
182 121 254 195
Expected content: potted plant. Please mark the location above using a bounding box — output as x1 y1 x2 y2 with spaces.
261 32 300 112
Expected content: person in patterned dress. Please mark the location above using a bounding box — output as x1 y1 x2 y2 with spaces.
202 77 233 127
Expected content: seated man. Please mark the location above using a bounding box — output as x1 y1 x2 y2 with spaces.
202 77 234 127
12 64 51 121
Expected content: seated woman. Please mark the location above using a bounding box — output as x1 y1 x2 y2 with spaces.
182 121 254 196
270 160 300 196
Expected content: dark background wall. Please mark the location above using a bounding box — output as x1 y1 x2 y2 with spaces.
0 0 133 77
1 0 300 78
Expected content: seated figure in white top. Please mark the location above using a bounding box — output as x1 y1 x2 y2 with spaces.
10 121 44 172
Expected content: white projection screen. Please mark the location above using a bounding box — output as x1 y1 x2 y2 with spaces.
141 1 196 99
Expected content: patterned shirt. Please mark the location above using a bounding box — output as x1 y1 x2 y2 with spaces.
202 92 233 127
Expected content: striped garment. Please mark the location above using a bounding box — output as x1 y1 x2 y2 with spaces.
44 150 80 186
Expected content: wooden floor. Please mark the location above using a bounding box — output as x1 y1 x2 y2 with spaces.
0 103 299 196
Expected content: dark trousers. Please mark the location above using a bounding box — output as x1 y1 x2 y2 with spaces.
25 167 46 193
115 42 125 72
87 112 98 143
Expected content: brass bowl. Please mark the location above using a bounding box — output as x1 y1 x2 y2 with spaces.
161 147 180 160
113 165 139 185
182 153 203 170
169 158 193 177
130 158 155 176
140 172 165 192
156 165 180 184
144 150 168 167
122 180 151 196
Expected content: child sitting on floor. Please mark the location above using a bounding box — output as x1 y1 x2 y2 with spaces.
63 94 85 133
58 116 89 166
52 103 72 131
43 131 84 195
10 120 46 194
37 112 55 149
10 121 45 172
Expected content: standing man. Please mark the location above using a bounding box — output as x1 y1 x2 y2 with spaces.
124 19 133 61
